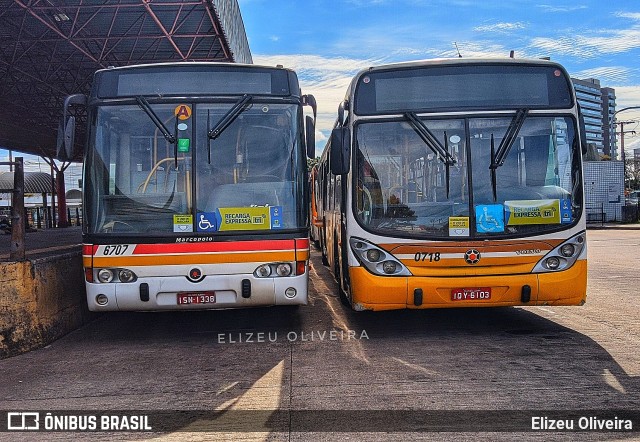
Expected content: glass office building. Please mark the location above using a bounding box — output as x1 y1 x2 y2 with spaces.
572 77 617 159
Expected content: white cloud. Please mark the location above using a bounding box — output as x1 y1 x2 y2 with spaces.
609 86 640 154
425 41 514 59
573 67 638 85
615 12 640 21
254 55 377 106
474 22 527 33
529 27 640 58
253 54 381 147
536 4 588 13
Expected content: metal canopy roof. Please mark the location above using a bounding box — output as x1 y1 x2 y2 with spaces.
0 0 252 161
0 171 53 193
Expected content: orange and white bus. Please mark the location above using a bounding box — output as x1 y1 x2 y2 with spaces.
62 62 316 311
317 58 587 311
309 164 323 247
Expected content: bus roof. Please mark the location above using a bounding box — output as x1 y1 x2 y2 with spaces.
345 57 570 98
91 62 302 99
95 61 296 75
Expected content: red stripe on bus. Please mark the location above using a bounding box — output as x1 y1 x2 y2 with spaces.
132 239 298 255
295 238 310 249
83 244 98 255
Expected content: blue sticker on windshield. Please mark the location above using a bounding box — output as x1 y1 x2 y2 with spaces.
476 204 505 233
270 206 283 229
560 198 572 224
197 212 218 232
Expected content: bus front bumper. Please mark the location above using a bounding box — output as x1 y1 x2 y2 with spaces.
347 260 587 311
85 273 308 311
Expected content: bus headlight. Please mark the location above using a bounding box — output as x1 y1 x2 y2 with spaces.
256 264 272 277
560 244 575 257
96 268 138 283
544 256 561 270
254 263 294 278
97 268 114 283
118 269 137 283
382 261 397 274
276 263 292 277
532 232 586 273
349 237 411 277
366 249 382 262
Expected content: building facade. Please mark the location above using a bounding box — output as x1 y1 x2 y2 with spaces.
572 78 604 156
571 78 617 159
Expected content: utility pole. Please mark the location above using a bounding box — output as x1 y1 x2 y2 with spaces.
614 120 637 163
0 158 25 260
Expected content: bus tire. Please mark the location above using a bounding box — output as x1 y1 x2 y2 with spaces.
320 233 329 266
333 236 340 282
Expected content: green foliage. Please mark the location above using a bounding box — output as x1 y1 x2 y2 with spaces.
307 156 320 171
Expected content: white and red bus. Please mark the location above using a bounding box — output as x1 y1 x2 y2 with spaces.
62 62 316 311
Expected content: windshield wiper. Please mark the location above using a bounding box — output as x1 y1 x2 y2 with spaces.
136 96 179 168
404 112 456 165
404 112 456 198
136 96 176 144
488 108 528 201
207 94 253 164
491 108 528 169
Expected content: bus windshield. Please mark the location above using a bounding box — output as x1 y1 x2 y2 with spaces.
354 115 581 238
85 101 305 235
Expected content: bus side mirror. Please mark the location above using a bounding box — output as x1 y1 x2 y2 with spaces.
577 105 588 155
305 115 315 159
330 127 350 175
57 93 87 160
337 100 349 126
57 116 76 160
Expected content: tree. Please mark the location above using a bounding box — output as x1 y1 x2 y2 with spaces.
625 157 640 190
307 156 319 171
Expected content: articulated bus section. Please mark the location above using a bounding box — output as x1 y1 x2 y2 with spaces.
82 239 310 311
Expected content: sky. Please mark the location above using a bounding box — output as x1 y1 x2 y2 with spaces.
2 0 639 183
240 0 640 155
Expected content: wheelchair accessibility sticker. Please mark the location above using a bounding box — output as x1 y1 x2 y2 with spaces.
196 212 218 232
475 204 505 233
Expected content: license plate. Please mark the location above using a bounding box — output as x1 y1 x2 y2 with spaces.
451 287 491 301
177 292 216 305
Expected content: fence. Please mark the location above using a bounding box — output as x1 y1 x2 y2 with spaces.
586 203 605 226
1 206 82 230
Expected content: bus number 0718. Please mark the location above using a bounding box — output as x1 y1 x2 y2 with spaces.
414 252 440 262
